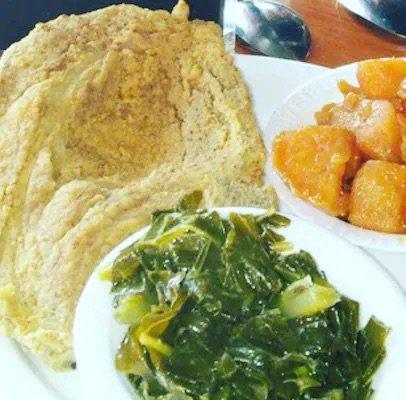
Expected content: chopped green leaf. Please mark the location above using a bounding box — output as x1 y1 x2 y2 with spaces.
279 276 341 319
103 202 389 400
176 190 203 212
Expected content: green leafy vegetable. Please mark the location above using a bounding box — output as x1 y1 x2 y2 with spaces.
279 276 340 319
105 197 389 400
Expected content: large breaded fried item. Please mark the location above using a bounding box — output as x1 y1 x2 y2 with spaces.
0 1 276 369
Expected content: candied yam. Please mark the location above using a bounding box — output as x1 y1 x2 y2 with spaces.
337 79 361 96
398 78 406 100
398 113 406 163
391 97 406 115
403 142 406 164
349 160 406 234
325 94 402 162
344 138 363 181
315 103 336 125
357 59 406 99
273 126 359 217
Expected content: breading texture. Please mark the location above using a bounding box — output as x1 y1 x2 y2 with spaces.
0 1 275 369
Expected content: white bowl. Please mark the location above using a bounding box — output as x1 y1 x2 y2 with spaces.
264 62 406 252
73 207 406 400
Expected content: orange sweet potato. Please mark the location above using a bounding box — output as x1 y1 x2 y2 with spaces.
398 113 406 163
357 59 406 99
349 160 406 233
273 126 360 217
322 94 402 162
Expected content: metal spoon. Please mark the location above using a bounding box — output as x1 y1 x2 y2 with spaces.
339 0 406 40
229 0 311 60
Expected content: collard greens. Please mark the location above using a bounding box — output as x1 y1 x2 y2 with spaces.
104 195 389 400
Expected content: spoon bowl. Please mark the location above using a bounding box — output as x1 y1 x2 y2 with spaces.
234 1 311 60
339 0 406 39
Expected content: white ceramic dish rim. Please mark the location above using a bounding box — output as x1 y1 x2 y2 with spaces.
264 62 406 252
74 207 406 400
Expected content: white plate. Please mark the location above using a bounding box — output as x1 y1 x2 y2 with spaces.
74 207 406 400
0 55 328 400
264 62 406 253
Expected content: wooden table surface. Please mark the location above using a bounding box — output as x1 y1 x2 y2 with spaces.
237 0 406 68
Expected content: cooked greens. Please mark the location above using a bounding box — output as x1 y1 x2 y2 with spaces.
104 196 389 400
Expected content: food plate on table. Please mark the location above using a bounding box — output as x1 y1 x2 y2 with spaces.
0 1 405 399
74 206 406 400
0 54 327 400
265 59 406 253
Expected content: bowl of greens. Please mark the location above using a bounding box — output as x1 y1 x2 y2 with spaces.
74 195 406 400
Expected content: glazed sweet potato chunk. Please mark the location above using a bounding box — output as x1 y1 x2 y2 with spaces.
357 59 406 99
349 160 406 234
398 113 406 163
273 126 360 217
322 94 402 162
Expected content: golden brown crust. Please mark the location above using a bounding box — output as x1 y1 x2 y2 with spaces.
0 2 274 369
